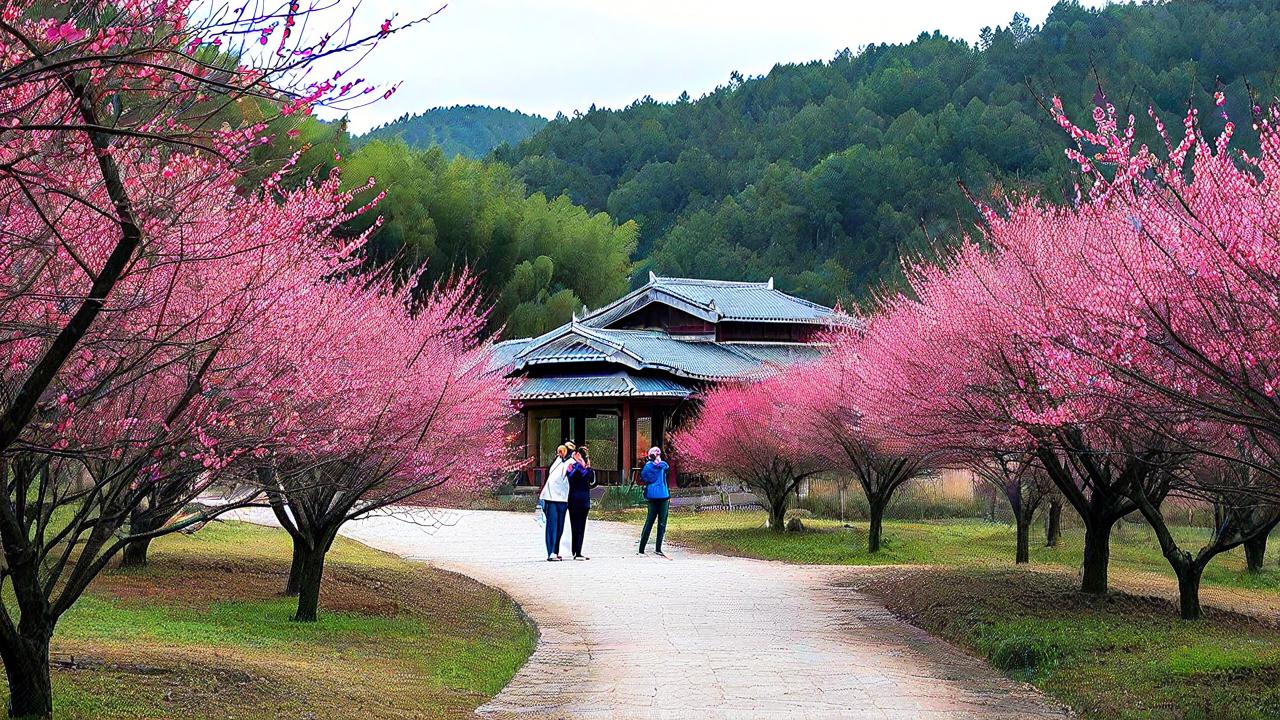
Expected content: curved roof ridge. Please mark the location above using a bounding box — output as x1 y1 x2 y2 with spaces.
653 275 768 287
511 322 649 371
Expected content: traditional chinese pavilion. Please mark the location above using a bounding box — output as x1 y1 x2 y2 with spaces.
493 274 838 486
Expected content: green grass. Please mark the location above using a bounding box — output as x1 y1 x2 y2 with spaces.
15 521 537 719
624 510 1280 593
848 568 1280 720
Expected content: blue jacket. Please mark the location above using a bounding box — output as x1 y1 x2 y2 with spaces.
639 460 670 500
567 463 595 507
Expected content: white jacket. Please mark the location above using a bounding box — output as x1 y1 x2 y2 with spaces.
540 457 573 503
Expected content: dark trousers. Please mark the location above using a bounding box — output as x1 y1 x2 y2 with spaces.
544 501 568 556
568 500 590 556
638 498 669 553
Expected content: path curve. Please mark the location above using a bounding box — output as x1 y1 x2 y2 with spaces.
238 508 1071 720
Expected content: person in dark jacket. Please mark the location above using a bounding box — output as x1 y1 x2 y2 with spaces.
566 446 597 560
637 446 671 557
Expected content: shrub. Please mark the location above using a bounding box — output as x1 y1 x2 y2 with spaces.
598 484 645 511
987 635 1060 675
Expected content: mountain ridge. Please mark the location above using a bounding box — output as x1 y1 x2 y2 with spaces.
356 104 547 158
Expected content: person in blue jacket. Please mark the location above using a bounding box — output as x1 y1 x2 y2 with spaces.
636 446 670 557
566 446 597 560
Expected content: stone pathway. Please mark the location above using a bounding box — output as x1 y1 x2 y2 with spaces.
237 508 1070 719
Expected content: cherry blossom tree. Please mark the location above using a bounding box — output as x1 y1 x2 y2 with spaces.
843 230 1180 595
963 92 1280 617
843 89 1280 616
805 309 1048 563
787 348 934 552
0 0 431 458
1127 443 1280 619
1027 91 1280 466
0 2 439 715
0 154 384 716
675 374 830 533
970 452 1051 564
253 275 516 622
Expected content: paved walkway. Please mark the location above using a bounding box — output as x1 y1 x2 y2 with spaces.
237 508 1070 719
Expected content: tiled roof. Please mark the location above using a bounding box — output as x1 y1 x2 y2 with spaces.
724 342 827 366
512 372 694 400
511 324 823 381
580 274 837 328
488 338 532 372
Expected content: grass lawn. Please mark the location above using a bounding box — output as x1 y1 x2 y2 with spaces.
616 509 1280 594
13 521 536 719
846 567 1280 720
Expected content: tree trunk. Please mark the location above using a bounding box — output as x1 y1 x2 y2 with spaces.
118 535 153 568
1174 562 1204 621
120 507 165 568
1080 517 1113 595
292 530 338 623
284 538 307 596
292 545 327 623
1045 498 1061 548
1245 533 1268 574
867 498 885 553
1015 510 1031 564
2 630 52 719
1004 485 1031 564
767 502 787 534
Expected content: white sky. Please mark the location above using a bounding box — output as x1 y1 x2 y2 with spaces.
329 0 1108 134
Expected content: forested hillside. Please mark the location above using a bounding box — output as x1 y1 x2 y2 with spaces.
340 142 636 339
358 105 546 158
246 110 632 340
496 0 1280 306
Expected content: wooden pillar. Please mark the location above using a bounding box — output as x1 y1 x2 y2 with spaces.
524 410 538 485
620 400 633 486
663 405 679 488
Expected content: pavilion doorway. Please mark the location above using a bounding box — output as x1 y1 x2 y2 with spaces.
521 402 677 486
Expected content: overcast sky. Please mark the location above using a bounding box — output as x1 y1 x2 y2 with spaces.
331 0 1107 134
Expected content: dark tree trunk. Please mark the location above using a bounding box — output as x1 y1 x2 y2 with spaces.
1245 533 1268 574
292 530 338 623
2 630 52 719
1080 517 1114 595
1045 497 1062 548
120 492 180 569
1174 561 1204 621
867 498 886 553
767 502 787 534
1034 442 1143 597
1003 485 1033 565
118 535 153 568
1015 511 1031 564
284 538 307 596
292 545 327 623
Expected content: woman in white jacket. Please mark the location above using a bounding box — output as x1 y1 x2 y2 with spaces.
540 443 575 560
